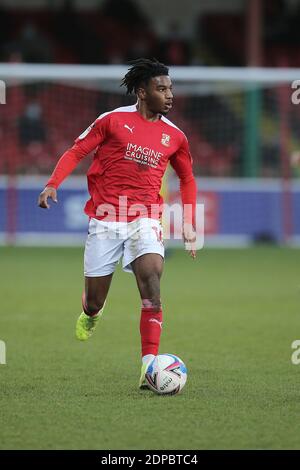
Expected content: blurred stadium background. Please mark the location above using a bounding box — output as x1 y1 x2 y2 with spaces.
0 0 300 245
1 0 300 451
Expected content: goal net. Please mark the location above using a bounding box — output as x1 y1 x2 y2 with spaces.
0 64 299 245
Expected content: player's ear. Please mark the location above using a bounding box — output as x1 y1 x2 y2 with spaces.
136 86 146 101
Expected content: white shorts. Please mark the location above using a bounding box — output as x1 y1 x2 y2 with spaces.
84 217 164 276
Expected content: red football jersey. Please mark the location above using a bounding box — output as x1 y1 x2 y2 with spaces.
47 104 196 222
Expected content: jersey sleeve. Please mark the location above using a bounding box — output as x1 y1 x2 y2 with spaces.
74 114 111 152
46 115 111 189
169 135 197 226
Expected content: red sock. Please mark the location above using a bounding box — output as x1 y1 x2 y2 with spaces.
140 299 163 357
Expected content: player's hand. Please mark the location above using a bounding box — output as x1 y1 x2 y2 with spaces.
38 186 58 209
183 222 197 259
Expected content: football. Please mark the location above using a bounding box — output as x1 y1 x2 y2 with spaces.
145 354 187 395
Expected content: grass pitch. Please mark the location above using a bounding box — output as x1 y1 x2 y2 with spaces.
0 246 300 450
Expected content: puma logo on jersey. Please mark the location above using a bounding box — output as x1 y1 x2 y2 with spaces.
149 318 163 329
124 124 134 134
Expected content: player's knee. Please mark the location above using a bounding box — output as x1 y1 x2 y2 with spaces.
85 297 105 315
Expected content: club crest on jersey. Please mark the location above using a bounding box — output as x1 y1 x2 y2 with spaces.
161 133 170 147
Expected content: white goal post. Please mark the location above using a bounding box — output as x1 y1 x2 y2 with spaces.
1 63 300 83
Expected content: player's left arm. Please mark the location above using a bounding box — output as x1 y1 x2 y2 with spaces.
169 135 197 259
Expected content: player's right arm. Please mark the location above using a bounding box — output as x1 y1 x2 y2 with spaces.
38 117 108 209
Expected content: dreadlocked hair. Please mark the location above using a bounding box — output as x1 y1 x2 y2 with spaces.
121 58 169 95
